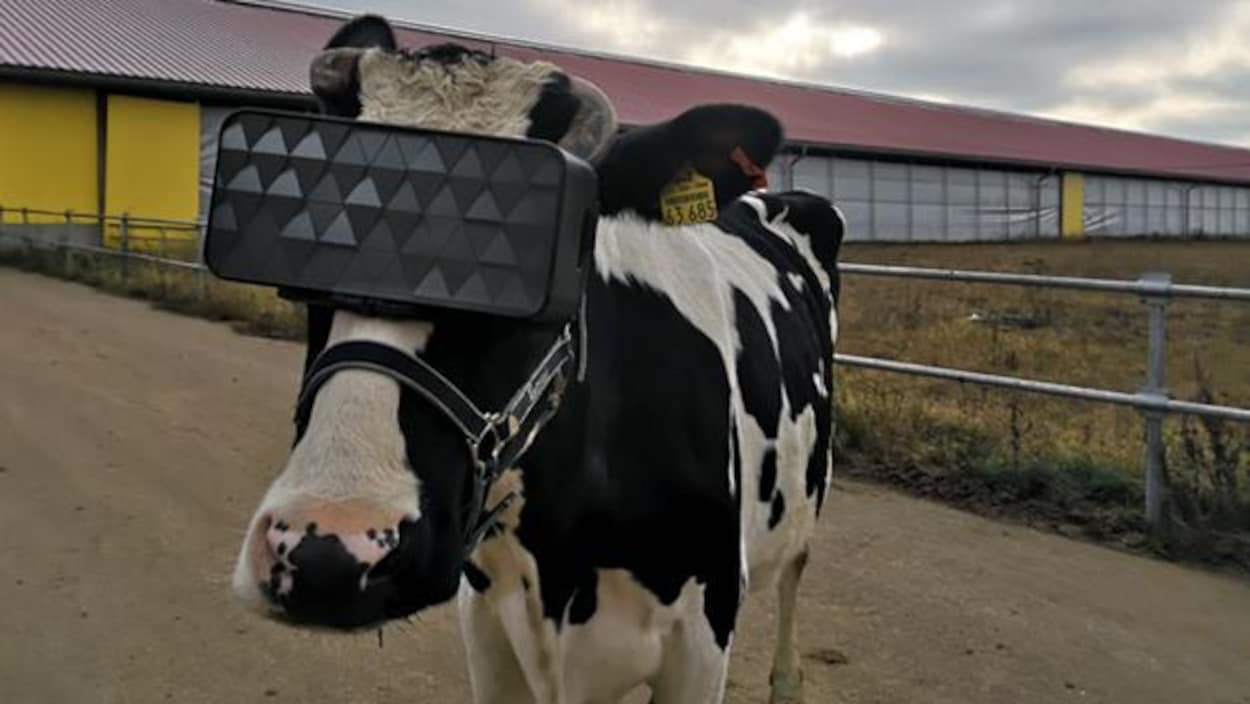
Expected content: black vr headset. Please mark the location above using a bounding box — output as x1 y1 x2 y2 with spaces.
204 109 600 322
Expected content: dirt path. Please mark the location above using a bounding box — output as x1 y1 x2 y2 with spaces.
1 267 1248 704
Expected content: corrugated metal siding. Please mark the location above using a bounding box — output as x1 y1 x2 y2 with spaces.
0 0 322 94
2 0 1250 185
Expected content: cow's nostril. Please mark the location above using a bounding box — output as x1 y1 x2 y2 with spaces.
262 517 404 601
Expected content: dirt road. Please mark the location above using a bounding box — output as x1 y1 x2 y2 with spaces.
1 267 1248 704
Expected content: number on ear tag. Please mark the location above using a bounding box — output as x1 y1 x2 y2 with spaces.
660 169 718 226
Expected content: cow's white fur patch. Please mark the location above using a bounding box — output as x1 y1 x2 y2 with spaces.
813 370 829 398
357 49 559 138
594 213 791 367
231 312 433 604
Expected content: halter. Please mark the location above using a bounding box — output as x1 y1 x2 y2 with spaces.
293 318 582 555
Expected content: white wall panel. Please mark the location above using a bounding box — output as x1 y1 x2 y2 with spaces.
768 148 1246 241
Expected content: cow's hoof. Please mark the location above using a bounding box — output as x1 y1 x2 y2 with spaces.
769 669 804 704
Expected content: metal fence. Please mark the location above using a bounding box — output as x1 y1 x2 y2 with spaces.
0 206 206 265
836 264 1250 532
3 205 1249 533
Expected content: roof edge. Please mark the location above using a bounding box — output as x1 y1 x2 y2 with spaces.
784 140 1250 186
0 65 316 108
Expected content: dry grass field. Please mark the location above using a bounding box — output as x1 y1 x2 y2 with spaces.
4 235 1248 565
835 239 1250 563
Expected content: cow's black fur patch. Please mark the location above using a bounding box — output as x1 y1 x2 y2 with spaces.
758 448 778 503
567 570 598 625
525 72 581 144
769 492 786 530
733 288 782 441
463 561 491 593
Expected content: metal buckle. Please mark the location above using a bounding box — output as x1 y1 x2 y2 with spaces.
470 415 506 475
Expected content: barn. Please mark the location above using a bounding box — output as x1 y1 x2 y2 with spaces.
2 0 1249 243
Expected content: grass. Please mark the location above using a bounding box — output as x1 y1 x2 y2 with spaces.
3 235 1249 568
835 238 1250 568
0 241 304 340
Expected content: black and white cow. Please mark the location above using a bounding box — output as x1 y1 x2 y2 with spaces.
232 15 844 704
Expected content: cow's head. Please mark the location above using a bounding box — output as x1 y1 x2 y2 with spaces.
231 14 785 630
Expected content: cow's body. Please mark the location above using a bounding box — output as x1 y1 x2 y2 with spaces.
456 195 842 702
229 15 844 704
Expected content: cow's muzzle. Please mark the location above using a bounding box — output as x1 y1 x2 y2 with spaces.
237 499 414 629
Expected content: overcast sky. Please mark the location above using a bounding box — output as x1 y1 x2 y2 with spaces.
316 1 1250 148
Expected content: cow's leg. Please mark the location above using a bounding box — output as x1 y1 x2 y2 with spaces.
769 548 809 704
458 583 536 704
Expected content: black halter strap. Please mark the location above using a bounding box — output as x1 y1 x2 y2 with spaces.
295 341 492 441
292 323 579 555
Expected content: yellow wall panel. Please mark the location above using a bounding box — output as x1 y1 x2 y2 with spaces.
0 82 98 223
104 95 199 248
1061 172 1085 239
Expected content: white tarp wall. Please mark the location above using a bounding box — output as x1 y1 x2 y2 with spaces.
785 152 1060 242
783 151 1250 242
1084 175 1250 238
198 104 235 226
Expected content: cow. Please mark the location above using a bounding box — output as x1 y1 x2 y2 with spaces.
230 14 845 704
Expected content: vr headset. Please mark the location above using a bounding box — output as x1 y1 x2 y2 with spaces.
204 109 599 322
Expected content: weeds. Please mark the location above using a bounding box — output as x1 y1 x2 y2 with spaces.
835 238 1250 568
1168 357 1250 536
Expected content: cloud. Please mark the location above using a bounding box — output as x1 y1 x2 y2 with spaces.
321 0 1250 147
684 14 884 76
519 0 885 79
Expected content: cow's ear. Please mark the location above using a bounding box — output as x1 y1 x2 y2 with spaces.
557 76 619 165
325 14 397 51
310 15 397 116
675 103 783 192
596 104 784 220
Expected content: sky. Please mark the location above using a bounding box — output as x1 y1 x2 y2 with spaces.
315 0 1250 148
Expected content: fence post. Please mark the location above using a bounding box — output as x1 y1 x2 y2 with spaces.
196 223 208 302
1138 272 1172 534
64 210 73 274
120 213 130 283
160 227 168 296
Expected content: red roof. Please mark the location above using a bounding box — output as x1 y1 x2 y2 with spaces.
2 0 1249 184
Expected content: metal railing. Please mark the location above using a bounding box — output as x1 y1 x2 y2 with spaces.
835 263 1250 532
0 205 210 297
0 205 206 262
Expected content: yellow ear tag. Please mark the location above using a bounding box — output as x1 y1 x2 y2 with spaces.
660 169 718 226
